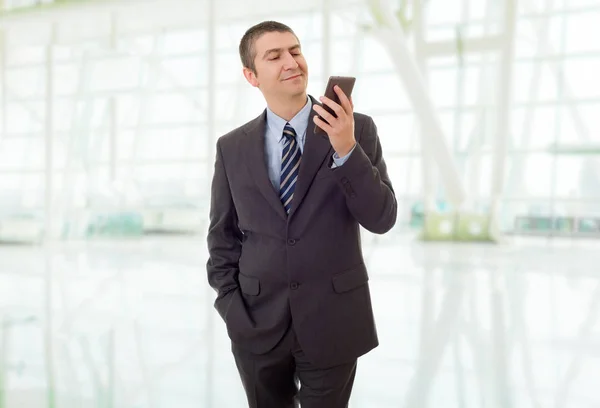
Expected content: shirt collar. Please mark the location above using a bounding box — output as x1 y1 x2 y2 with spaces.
266 96 312 142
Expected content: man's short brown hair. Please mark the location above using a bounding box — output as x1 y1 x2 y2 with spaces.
239 21 298 73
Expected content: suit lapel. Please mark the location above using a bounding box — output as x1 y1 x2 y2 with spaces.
242 96 333 221
288 96 333 218
242 111 288 221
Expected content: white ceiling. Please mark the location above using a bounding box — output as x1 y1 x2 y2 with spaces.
0 0 366 46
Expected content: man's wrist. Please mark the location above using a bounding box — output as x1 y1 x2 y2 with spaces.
335 141 356 158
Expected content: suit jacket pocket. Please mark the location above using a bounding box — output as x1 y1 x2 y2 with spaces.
332 264 369 293
239 273 260 296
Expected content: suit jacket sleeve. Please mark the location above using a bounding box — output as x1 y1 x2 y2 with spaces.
206 139 242 319
331 115 397 234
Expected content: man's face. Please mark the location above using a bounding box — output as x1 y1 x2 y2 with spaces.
244 31 308 99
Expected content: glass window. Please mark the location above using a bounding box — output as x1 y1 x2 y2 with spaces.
386 157 423 195
505 153 554 197
330 39 360 75
163 29 207 55
375 113 419 154
6 102 44 134
566 10 600 53
6 67 45 99
215 52 243 85
89 57 141 92
359 36 395 73
146 93 206 124
6 46 45 66
428 67 459 107
155 56 208 89
53 63 80 96
353 73 411 112
511 106 560 149
563 57 600 99
515 17 564 59
513 61 559 103
424 0 464 26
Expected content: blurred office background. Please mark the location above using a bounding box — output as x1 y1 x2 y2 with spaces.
0 0 599 406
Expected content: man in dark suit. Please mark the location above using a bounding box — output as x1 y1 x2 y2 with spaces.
206 20 397 408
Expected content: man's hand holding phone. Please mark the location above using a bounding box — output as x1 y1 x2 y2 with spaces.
313 85 356 158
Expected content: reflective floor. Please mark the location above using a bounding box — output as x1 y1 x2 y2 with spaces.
0 230 599 407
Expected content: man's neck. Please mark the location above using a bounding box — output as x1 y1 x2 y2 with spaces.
266 93 308 122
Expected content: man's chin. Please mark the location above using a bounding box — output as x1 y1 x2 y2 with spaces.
290 87 308 98
288 80 308 93
281 82 307 95
262 85 307 101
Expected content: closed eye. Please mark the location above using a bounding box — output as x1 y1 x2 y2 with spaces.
268 51 301 61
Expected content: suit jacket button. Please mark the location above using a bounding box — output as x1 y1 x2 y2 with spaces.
290 282 299 290
287 238 296 246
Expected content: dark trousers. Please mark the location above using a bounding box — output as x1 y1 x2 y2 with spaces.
231 326 357 408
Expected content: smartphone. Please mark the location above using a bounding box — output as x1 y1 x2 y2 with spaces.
314 75 356 133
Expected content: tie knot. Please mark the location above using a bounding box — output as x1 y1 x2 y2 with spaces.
283 123 297 141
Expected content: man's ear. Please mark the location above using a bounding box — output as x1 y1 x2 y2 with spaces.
243 67 259 87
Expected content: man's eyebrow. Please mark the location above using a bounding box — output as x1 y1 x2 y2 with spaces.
262 45 301 59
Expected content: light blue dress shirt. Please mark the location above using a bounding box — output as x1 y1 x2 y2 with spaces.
265 96 355 191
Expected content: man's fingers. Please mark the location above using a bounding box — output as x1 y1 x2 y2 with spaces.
313 115 333 133
334 85 353 114
319 95 344 117
312 105 336 125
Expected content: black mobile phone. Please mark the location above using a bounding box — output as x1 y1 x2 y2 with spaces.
314 75 356 133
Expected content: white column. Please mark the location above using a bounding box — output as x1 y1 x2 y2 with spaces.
0 317 7 408
1 28 6 141
44 24 57 241
43 24 57 405
205 1 217 407
109 98 117 182
321 0 331 79
206 1 216 197
412 0 436 212
109 13 118 183
43 252 56 408
489 0 517 216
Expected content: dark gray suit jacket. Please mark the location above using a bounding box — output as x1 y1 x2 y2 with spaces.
207 96 397 368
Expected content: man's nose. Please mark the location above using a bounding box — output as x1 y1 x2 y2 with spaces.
282 52 299 69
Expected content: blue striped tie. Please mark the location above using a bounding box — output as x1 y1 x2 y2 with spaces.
280 123 301 214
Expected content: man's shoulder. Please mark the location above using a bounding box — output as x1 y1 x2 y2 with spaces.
352 111 375 135
353 111 373 124
217 111 266 147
